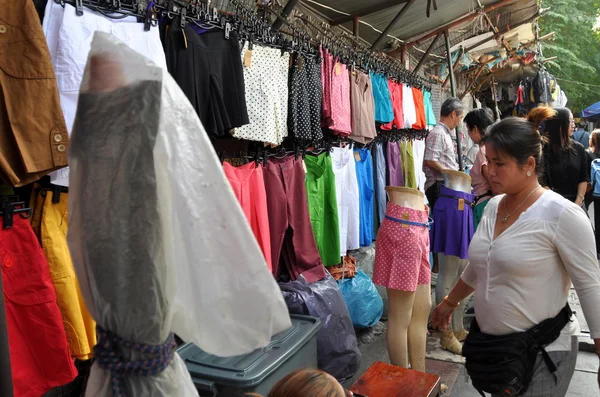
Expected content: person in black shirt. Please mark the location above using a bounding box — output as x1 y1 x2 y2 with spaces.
585 130 600 258
540 107 589 206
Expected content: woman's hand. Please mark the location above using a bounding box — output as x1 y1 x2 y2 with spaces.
430 301 455 330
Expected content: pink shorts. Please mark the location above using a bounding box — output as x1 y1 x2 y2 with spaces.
373 203 431 292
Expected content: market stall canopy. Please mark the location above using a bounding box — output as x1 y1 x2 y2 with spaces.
298 0 539 62
583 100 600 120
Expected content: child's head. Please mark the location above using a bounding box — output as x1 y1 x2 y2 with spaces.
248 368 350 397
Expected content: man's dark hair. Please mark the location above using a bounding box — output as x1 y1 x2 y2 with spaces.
440 97 464 117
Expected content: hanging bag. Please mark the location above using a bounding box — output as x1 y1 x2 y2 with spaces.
462 304 572 397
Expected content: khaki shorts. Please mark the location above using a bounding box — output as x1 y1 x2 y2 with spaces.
0 0 68 187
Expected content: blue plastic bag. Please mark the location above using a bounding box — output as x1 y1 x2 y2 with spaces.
338 270 384 328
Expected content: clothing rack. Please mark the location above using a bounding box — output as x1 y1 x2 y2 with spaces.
56 0 434 90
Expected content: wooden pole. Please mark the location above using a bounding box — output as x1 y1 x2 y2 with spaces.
445 30 464 171
371 0 416 50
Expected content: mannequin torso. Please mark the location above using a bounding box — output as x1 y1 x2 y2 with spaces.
385 187 425 210
442 170 471 194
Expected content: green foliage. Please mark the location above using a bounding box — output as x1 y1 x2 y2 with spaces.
539 0 600 114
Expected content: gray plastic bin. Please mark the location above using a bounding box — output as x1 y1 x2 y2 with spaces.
178 314 321 397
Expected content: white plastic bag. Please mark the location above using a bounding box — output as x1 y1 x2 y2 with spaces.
68 32 291 397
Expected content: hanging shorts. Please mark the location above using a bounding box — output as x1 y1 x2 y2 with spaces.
163 19 248 138
402 84 418 128
411 87 427 129
43 1 167 186
1 216 77 396
30 187 97 360
234 43 290 145
329 61 352 135
288 53 323 142
430 186 475 259
386 141 403 187
373 203 431 292
349 71 377 144
370 72 394 124
381 80 405 130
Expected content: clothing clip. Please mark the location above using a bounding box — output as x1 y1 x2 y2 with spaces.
52 185 62 204
143 1 155 31
224 22 231 40
180 7 187 28
75 0 84 16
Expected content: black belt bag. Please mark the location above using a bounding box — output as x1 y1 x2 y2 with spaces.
462 303 572 397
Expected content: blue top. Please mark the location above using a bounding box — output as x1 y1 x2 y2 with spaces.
354 148 374 246
369 72 394 123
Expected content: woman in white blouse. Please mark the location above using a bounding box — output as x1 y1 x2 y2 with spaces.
431 107 600 396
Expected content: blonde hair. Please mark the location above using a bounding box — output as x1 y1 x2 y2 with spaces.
246 369 343 397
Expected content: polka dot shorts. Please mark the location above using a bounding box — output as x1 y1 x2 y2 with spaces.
373 202 431 292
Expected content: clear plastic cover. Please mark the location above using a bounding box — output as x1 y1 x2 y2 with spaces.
68 32 291 396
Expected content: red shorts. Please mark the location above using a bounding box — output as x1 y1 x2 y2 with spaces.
373 203 431 292
1 216 76 397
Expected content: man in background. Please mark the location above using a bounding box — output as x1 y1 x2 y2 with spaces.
573 121 590 149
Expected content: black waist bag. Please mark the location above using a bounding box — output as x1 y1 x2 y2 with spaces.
462 304 572 397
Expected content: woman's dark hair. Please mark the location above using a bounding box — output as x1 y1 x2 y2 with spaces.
247 369 343 397
542 107 572 157
483 107 554 176
463 108 494 138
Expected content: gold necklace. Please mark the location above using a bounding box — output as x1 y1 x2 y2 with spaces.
501 185 542 223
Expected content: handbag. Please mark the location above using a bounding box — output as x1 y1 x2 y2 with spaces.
462 304 572 397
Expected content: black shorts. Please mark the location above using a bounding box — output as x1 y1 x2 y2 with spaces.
162 20 248 137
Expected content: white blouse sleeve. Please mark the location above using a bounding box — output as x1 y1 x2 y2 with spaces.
554 204 600 339
460 262 478 289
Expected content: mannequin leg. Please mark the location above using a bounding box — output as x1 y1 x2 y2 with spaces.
450 258 469 331
435 254 469 354
386 288 416 368
407 283 431 372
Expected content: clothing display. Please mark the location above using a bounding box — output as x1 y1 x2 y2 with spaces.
412 140 427 197
386 141 404 187
288 53 323 142
67 34 291 397
1 2 442 396
372 142 387 225
350 71 377 144
370 72 394 124
424 90 437 127
234 43 289 145
411 88 427 130
400 140 416 189
1 215 77 397
163 20 248 138
373 203 431 291
331 147 361 255
402 84 418 128
305 154 341 266
29 188 96 360
381 80 404 131
43 0 167 187
0 1 69 187
462 191 600 353
264 157 327 282
321 48 352 135
430 186 475 259
224 162 272 270
354 148 374 247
